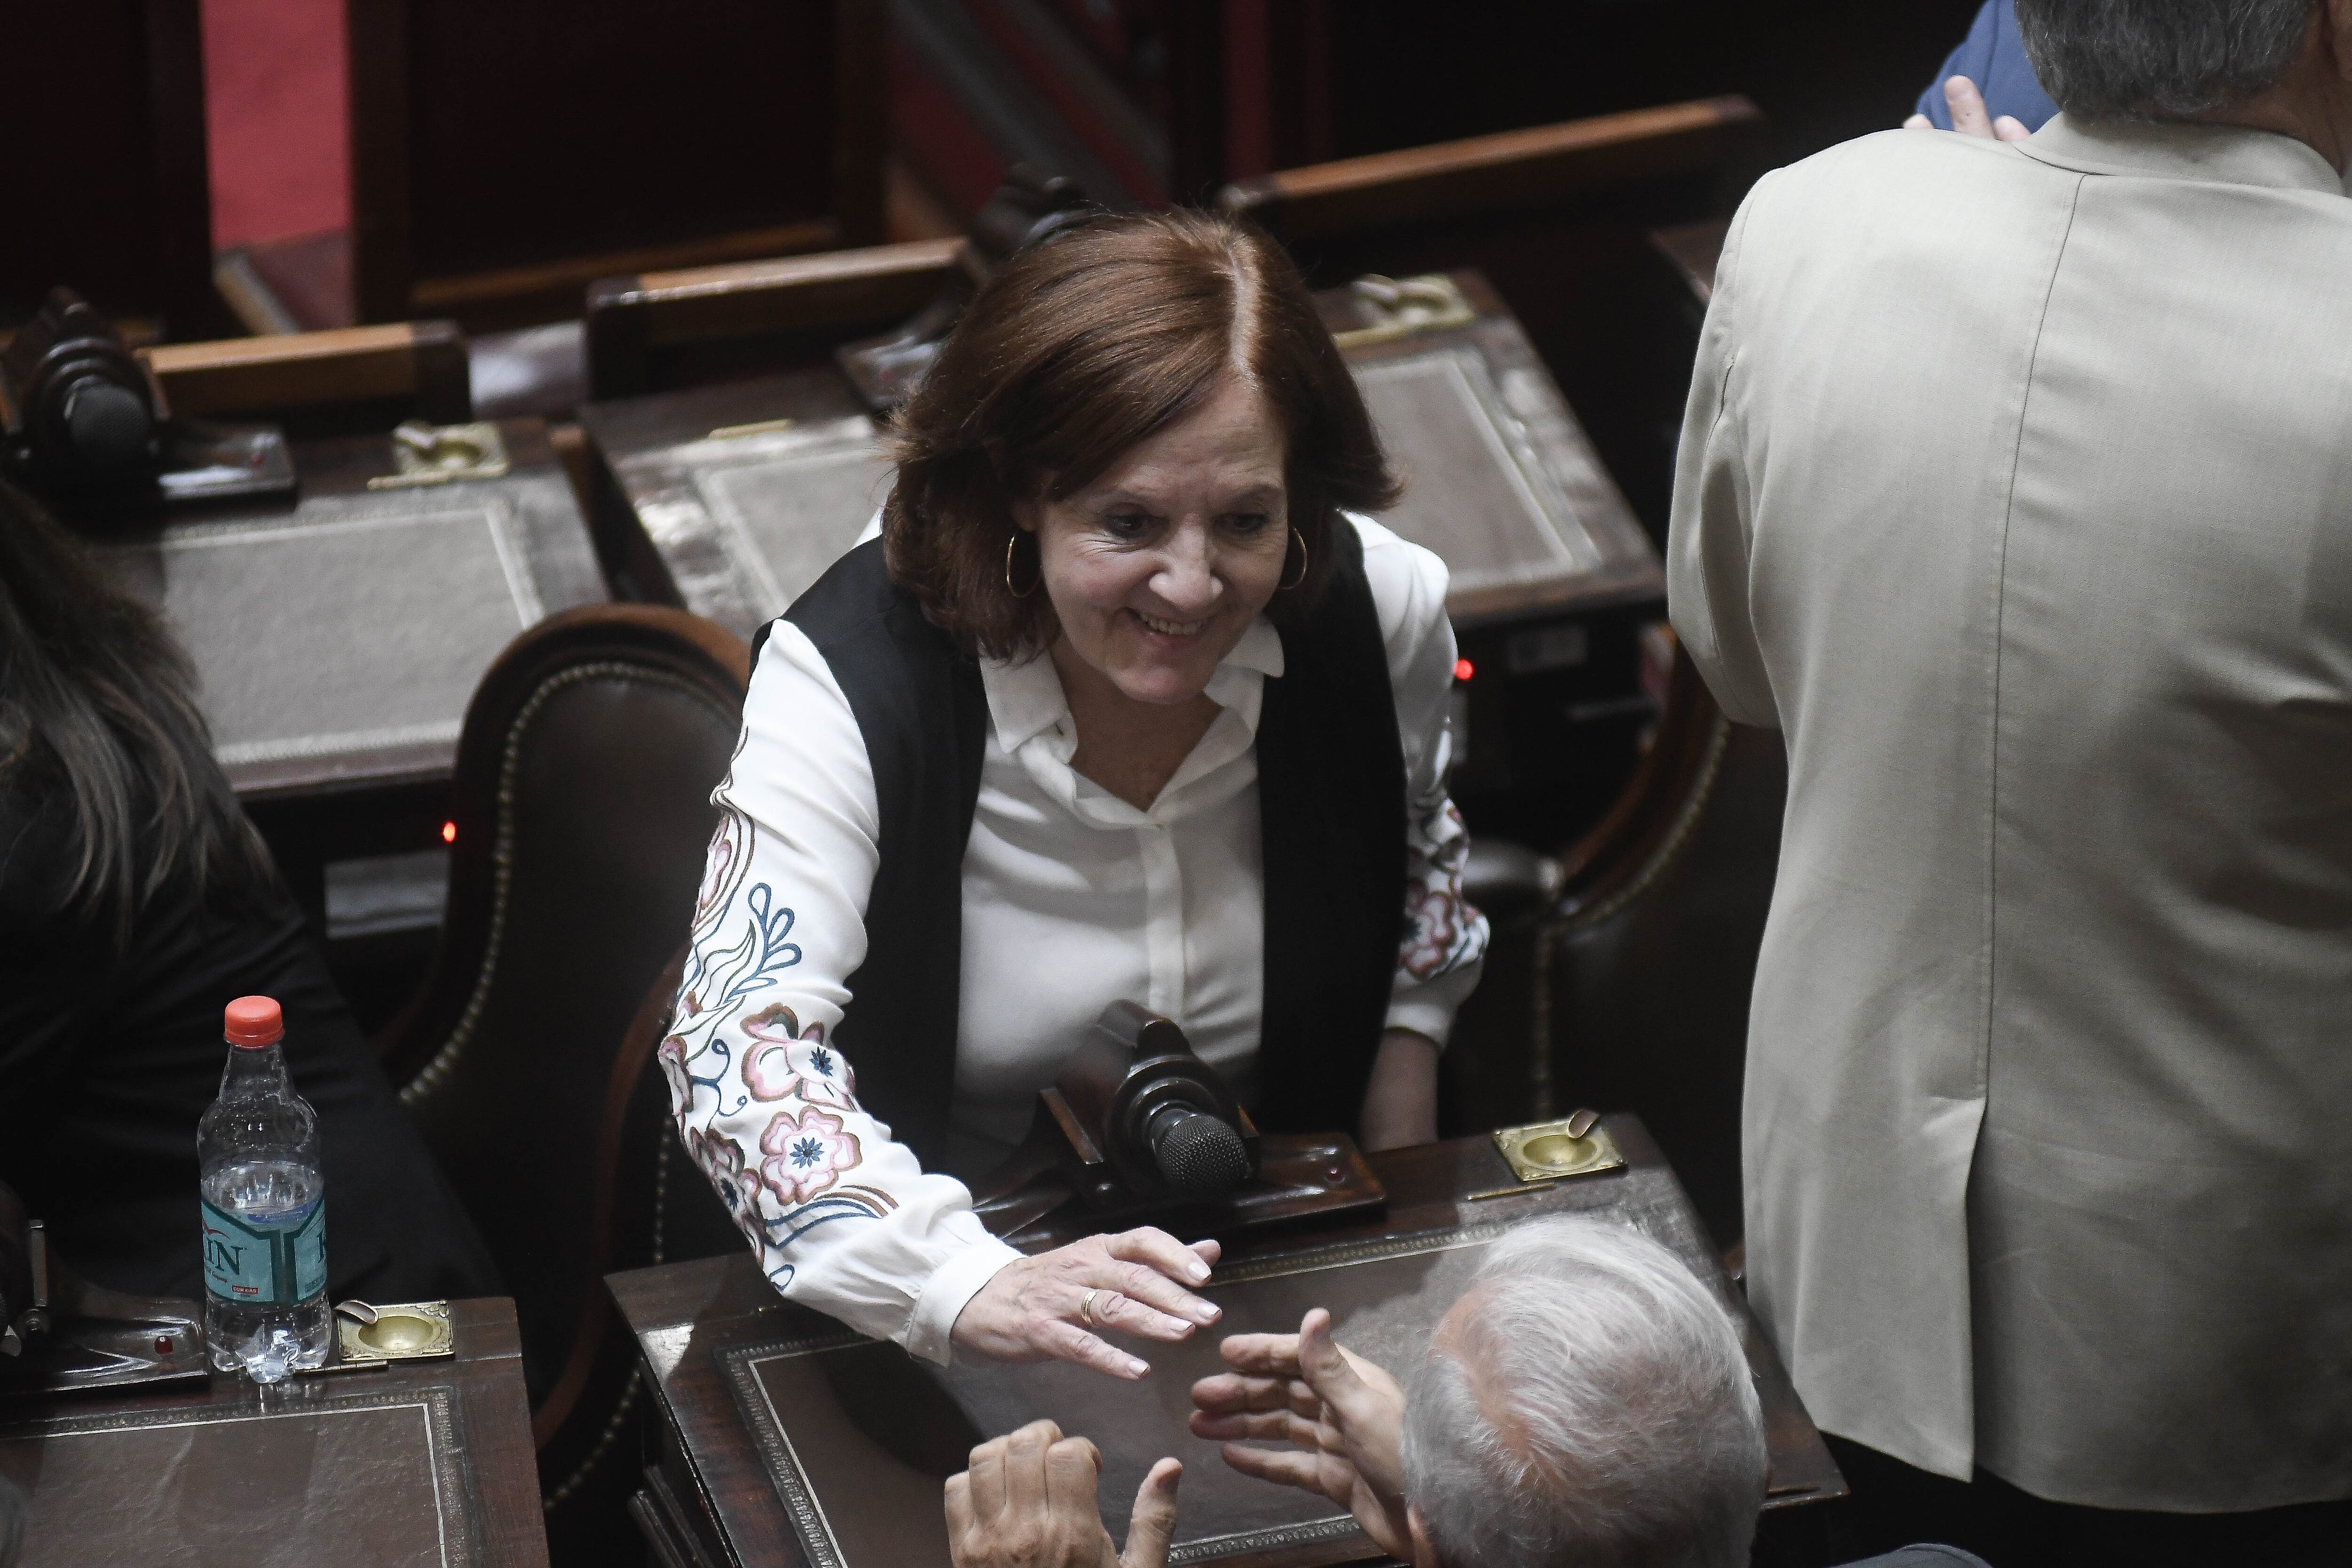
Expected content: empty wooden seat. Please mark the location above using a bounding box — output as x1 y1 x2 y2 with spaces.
140 321 471 438
584 237 970 400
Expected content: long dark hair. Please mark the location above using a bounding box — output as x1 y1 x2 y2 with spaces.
0 479 273 944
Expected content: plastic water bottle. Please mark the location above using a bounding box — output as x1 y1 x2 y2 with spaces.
198 995 331 1381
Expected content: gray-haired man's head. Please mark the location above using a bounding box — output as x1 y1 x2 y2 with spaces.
1398 1218 1767 1568
2014 0 2320 120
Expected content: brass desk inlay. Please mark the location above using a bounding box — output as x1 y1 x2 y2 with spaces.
369 421 513 488
336 1300 455 1362
1492 1114 1626 1183
1331 274 1477 349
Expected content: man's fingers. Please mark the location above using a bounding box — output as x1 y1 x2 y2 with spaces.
1298 1309 1372 1415
1994 114 2031 143
943 1471 976 1539
1190 1370 1315 1416
1120 1458 1184 1568
967 1434 1009 1520
1002 1419 1063 1512
1943 75 1994 138
1902 113 1933 131
1189 1407 1326 1447
1217 1441 1336 1497
1214 1331 1303 1376
1045 1434 1106 1514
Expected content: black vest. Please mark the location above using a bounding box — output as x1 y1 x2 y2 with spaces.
768 531 1405 1165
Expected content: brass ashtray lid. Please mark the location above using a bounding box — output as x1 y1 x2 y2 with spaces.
335 1300 455 1362
1493 1113 1626 1183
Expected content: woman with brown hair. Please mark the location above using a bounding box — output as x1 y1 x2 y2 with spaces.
663 209 1485 1378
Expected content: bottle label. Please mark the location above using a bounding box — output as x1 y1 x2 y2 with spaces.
201 1196 326 1305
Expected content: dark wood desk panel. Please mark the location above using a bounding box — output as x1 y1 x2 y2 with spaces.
578 371 887 639
611 1119 1841 1568
95 420 607 802
0 1298 546 1568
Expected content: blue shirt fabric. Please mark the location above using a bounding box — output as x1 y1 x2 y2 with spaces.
1915 0 2058 131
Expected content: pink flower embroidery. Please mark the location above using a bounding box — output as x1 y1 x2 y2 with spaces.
1400 882 1464 981
741 1004 856 1105
656 1035 692 1119
687 1127 765 1246
759 1106 862 1205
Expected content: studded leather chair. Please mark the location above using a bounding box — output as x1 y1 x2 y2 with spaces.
373 603 748 1565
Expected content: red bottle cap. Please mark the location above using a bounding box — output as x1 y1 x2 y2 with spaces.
223 996 284 1048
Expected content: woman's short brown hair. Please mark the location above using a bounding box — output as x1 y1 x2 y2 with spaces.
882 208 1399 660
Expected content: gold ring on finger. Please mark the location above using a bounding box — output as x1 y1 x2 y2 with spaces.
1080 1288 1100 1327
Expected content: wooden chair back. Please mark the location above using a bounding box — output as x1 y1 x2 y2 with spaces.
1541 644 1786 1249
347 0 888 332
1 0 222 341
373 604 750 1555
1221 97 1763 537
585 237 969 401
139 321 472 438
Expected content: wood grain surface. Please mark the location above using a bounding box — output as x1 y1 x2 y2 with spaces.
0 1297 547 1568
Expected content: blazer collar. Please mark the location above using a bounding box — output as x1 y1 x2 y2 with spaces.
2019 111 2344 196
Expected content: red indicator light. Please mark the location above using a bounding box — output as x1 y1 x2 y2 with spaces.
441 820 457 844
1454 658 1475 682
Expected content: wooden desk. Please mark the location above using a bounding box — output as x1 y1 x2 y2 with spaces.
610 1118 1843 1568
93 419 607 803
0 1297 547 1568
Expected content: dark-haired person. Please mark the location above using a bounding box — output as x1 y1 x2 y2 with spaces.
1670 0 2352 1561
663 208 1486 1378
0 479 497 1307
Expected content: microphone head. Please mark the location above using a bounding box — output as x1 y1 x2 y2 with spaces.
1150 1106 1251 1196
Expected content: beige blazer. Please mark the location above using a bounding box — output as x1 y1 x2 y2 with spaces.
1669 114 2352 1512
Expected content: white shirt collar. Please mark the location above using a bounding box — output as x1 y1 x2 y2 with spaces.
980 615 1287 755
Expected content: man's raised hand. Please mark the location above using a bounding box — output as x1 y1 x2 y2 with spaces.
1186 1308 1410 1559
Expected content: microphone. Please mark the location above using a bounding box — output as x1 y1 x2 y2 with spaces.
1145 1103 1252 1196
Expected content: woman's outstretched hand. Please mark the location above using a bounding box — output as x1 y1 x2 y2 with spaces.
952 1228 1223 1379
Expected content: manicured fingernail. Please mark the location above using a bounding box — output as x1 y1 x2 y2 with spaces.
1125 1358 1148 1378
1186 1264 1209 1282
1195 1303 1221 1322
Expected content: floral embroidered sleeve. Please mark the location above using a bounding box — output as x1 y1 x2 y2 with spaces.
661 624 1019 1364
1357 518 1490 1045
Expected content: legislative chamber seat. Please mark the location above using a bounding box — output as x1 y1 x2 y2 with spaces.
372 604 751 1565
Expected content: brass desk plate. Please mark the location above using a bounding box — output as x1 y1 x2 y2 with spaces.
336 1301 455 1362
1493 1118 1627 1183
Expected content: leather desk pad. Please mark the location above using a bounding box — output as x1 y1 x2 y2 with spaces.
726 1210 1713 1568
0 1383 476 1568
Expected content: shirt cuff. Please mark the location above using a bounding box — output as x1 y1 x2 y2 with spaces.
901 1233 1025 1366
1385 956 1484 1050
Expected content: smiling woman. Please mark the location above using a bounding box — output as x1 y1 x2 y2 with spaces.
659 209 1488 1386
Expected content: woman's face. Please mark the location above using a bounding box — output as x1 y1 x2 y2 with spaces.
1022 374 1291 708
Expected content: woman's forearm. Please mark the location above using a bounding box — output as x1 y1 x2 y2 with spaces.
1358 1027 1440 1150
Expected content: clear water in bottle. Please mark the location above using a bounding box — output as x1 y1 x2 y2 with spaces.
199 995 331 1382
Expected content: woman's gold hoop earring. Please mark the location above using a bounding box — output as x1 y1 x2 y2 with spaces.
1005 533 1041 597
1279 526 1309 591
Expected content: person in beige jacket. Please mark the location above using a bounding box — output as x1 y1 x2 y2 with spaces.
1669 1 2352 1560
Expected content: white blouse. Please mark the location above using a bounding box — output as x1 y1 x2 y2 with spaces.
660 515 1487 1364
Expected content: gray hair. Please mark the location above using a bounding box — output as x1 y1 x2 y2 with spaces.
1399 1218 1766 1568
2014 0 2315 120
